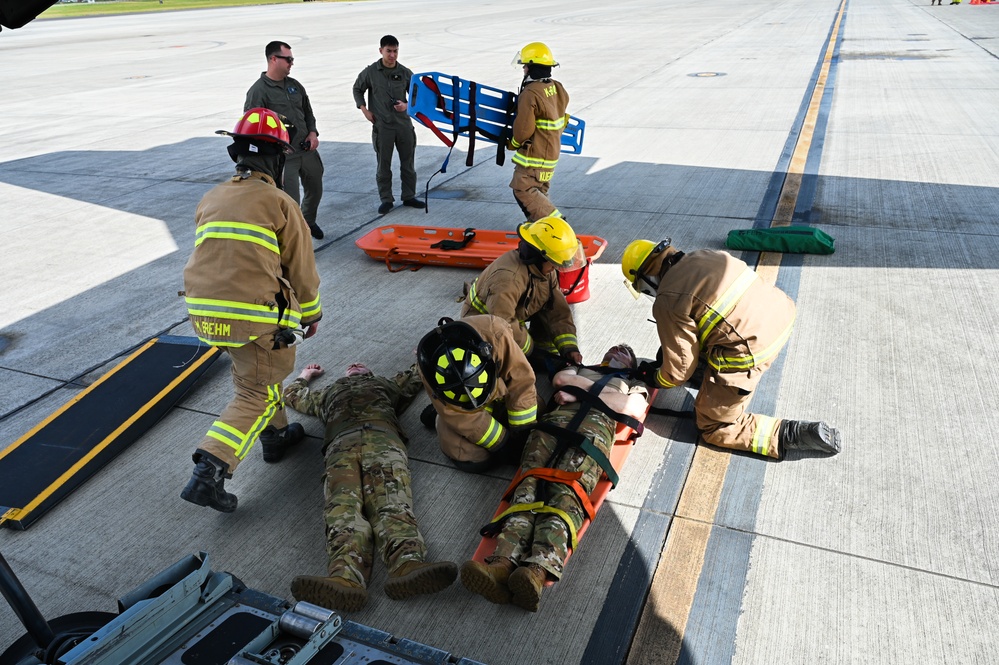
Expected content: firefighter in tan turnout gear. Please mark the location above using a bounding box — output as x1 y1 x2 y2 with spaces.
417 316 539 473
461 217 585 368
180 108 323 513
621 239 841 458
509 42 570 222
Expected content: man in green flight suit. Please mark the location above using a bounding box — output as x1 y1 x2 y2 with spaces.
286 361 456 612
352 35 425 215
246 40 326 240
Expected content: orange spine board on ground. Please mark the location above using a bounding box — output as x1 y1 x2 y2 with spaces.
356 225 608 271
470 393 655 584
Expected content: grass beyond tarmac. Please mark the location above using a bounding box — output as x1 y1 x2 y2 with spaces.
41 0 338 20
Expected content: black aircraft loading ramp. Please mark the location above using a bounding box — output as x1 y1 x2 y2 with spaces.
0 336 218 530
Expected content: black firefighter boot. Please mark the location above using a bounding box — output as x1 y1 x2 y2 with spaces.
180 452 238 513
778 420 842 455
260 423 305 463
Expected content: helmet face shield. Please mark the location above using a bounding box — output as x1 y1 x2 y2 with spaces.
554 242 586 272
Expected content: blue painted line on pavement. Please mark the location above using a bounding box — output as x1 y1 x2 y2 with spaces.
679 3 849 663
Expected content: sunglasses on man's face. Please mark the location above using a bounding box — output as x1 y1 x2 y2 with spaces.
273 55 294 64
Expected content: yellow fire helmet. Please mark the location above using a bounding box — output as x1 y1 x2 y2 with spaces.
514 42 558 68
518 217 586 272
621 238 673 297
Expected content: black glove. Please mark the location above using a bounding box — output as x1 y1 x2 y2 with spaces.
493 426 531 465
634 361 661 387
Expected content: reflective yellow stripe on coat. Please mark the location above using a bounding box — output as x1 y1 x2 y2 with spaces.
477 418 505 450
507 404 538 428
535 114 569 132
512 153 559 169
698 268 758 346
195 221 280 254
186 297 302 329
553 332 578 353
709 317 795 372
467 279 489 314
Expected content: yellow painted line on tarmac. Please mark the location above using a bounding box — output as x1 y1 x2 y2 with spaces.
1 342 219 525
0 339 160 465
626 1 847 661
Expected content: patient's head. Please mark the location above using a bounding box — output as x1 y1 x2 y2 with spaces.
602 344 636 369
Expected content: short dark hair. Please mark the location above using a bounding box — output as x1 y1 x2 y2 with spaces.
380 35 399 48
265 41 291 59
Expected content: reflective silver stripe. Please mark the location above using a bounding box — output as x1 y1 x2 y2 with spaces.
477 418 505 449
553 333 577 351
751 415 779 456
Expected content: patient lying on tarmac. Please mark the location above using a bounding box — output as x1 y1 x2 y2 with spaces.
284 361 457 613
461 344 648 612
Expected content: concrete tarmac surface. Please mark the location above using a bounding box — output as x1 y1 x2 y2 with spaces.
1 0 998 663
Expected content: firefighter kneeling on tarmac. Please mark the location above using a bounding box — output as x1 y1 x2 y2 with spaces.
180 108 322 513
417 316 540 473
621 238 842 459
459 216 585 373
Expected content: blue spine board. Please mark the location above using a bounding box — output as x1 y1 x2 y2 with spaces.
408 71 584 155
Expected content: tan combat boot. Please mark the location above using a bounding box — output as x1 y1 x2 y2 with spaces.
459 558 515 605
384 560 458 601
290 575 367 613
508 563 547 612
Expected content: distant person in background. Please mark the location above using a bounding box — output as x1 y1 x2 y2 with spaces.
352 35 425 215
246 40 326 240
509 41 570 222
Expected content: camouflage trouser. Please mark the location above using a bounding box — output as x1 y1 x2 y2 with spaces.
322 426 426 587
488 405 615 579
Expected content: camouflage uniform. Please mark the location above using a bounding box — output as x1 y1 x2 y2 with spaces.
488 371 642 579
284 365 426 587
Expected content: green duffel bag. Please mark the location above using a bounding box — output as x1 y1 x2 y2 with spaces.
725 226 835 255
